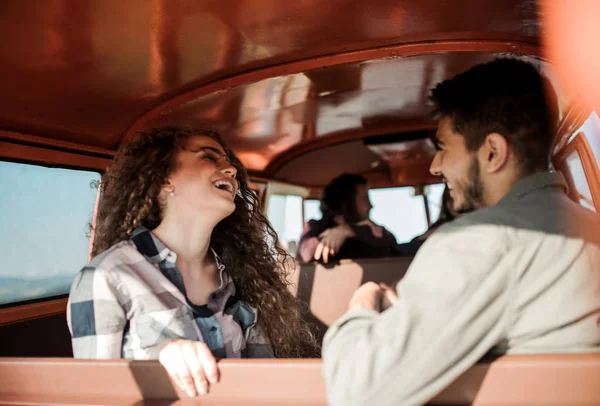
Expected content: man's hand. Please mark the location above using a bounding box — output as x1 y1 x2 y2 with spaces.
380 283 398 311
348 282 398 312
314 224 355 263
159 340 220 397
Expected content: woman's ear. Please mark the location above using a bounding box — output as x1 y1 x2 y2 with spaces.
162 180 175 197
481 133 509 173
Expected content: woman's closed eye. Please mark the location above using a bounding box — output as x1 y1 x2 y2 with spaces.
199 150 227 163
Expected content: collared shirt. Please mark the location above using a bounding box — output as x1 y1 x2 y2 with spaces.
322 172 600 406
67 227 274 360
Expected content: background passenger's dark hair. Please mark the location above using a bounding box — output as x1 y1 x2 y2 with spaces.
430 58 559 175
321 173 368 223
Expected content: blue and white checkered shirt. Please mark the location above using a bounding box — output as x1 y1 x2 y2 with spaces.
67 227 274 359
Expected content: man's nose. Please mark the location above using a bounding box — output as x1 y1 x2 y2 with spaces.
430 152 442 176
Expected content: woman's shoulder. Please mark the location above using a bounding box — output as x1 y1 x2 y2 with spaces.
88 240 139 268
75 240 147 283
70 240 147 297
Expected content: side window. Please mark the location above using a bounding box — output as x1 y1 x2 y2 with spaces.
555 131 600 212
577 111 600 164
266 194 303 255
368 187 429 243
0 161 100 306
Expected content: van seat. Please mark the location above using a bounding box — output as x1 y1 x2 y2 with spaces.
288 257 414 340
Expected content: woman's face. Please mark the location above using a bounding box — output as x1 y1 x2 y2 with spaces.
164 135 239 220
354 183 373 221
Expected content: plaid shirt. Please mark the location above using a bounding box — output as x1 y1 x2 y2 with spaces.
67 227 273 360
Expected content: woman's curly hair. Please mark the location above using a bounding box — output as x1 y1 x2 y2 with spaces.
92 126 319 357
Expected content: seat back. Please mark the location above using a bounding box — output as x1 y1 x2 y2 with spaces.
2 354 600 405
288 257 414 341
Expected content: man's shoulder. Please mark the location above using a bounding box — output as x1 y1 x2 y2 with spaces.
438 206 508 234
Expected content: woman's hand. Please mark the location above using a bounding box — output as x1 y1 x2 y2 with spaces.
158 340 220 397
314 224 355 263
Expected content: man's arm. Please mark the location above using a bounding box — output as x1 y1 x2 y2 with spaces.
322 224 514 406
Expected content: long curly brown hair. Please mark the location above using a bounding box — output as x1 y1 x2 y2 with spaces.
92 127 318 357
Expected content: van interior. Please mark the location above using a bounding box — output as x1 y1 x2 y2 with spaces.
1 1 600 405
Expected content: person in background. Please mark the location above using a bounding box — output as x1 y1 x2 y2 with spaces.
297 173 397 263
68 127 317 398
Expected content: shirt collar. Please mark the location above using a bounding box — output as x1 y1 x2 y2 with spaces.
498 171 568 205
131 226 226 274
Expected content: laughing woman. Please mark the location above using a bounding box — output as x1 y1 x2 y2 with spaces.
67 127 317 396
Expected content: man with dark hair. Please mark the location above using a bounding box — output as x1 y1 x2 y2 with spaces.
322 58 600 405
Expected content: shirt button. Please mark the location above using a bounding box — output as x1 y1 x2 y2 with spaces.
210 326 218 332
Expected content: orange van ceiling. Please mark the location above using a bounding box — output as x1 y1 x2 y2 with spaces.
0 0 546 174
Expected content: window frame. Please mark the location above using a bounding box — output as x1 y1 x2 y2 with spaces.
554 132 600 211
0 144 108 326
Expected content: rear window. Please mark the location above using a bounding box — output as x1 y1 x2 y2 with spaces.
304 199 322 222
266 194 304 255
0 161 100 306
303 184 446 244
369 187 430 243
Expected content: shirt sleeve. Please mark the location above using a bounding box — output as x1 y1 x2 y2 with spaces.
245 324 275 358
67 265 127 359
322 222 514 406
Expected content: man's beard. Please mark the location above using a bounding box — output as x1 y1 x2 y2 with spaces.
455 157 485 214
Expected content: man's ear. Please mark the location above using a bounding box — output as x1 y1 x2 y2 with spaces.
480 133 509 173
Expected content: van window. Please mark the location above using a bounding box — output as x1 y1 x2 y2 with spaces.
0 161 100 306
561 144 596 211
302 185 445 243
304 199 322 222
556 124 600 212
369 187 429 243
577 111 600 164
425 183 446 224
266 194 303 255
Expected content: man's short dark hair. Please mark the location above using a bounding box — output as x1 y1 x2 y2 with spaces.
430 58 559 174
